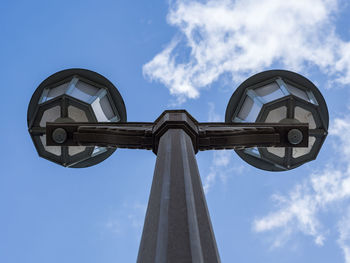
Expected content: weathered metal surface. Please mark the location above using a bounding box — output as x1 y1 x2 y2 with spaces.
46 110 309 152
137 129 220 263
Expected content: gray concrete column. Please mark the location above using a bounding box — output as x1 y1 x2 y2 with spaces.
137 129 220 263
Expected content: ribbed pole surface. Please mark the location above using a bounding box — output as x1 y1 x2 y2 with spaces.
137 129 221 263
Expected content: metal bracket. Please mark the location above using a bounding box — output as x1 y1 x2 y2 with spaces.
46 110 309 155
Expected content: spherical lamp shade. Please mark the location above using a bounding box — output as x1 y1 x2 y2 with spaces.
27 68 127 168
225 70 328 171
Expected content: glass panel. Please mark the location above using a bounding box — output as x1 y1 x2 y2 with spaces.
254 83 284 102
293 136 316 158
92 146 108 157
307 91 318 105
233 117 245 123
100 96 115 120
68 105 89 122
40 135 61 156
237 96 261 122
286 84 309 101
40 106 61 127
68 146 86 156
46 83 69 101
70 81 99 102
266 147 285 157
109 115 121 122
238 96 253 120
91 95 115 122
244 147 260 157
294 106 316 129
265 106 287 123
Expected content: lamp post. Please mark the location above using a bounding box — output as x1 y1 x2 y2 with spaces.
28 69 328 262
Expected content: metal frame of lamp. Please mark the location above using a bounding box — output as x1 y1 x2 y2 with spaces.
27 69 127 168
225 70 329 171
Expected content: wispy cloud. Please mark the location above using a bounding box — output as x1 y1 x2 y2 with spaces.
253 115 350 261
207 102 222 122
338 207 350 263
203 150 233 194
203 103 247 193
143 0 350 102
104 201 146 238
105 218 122 234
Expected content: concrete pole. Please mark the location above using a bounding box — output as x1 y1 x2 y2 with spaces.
137 128 221 263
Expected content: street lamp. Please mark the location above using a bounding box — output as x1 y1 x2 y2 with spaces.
27 69 126 168
226 70 329 171
27 68 328 262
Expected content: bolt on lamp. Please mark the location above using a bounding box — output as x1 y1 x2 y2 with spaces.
27 68 328 262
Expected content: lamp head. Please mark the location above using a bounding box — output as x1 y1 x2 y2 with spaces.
226 70 328 171
27 68 127 168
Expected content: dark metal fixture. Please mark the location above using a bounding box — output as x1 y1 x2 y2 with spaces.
27 68 328 263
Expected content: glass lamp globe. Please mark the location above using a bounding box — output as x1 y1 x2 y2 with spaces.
27 68 127 168
225 70 329 171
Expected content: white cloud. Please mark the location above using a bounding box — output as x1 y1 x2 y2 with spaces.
335 42 350 85
127 202 147 230
208 102 222 122
329 117 350 158
253 116 350 261
253 167 349 246
203 103 246 193
338 207 350 263
143 0 350 102
105 219 122 234
104 201 146 237
203 150 233 194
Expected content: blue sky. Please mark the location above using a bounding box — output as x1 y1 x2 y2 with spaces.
1 0 350 262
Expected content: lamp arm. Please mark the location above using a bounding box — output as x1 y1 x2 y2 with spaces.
197 123 308 150
46 122 308 151
74 124 154 149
